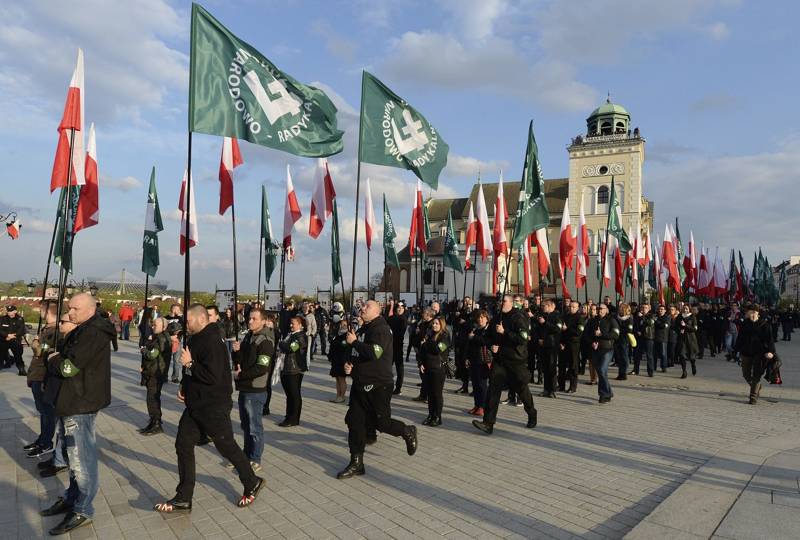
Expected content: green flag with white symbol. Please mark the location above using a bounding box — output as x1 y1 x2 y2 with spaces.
383 195 400 269
54 186 81 273
606 177 632 252
443 209 463 273
511 121 549 248
260 185 278 283
358 71 449 189
189 4 343 157
141 167 163 277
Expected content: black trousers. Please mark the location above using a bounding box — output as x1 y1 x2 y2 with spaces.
263 360 277 412
145 377 164 421
393 342 404 391
280 373 303 423
346 383 406 455
424 369 445 418
540 348 557 393
175 407 256 501
317 331 327 355
483 362 536 425
558 342 579 391
1 341 24 369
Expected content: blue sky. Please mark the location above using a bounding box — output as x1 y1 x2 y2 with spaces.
1 0 798 293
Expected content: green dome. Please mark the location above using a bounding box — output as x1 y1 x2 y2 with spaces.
588 99 630 119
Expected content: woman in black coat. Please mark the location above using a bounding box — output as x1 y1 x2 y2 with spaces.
675 304 699 378
277 316 308 427
418 316 451 427
327 319 350 403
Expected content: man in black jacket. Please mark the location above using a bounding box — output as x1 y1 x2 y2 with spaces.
40 293 115 536
387 302 408 395
537 299 562 398
586 303 620 403
233 308 274 470
735 306 775 404
0 305 27 374
154 304 264 513
559 301 584 393
473 295 538 434
337 300 418 479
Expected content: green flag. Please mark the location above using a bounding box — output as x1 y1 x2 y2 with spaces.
260 185 278 283
53 186 81 273
674 218 686 282
383 195 400 269
189 4 343 157
358 71 449 189
511 121 549 248
331 199 343 283
443 209 463 273
141 167 163 277
606 177 632 252
779 264 787 294
739 251 748 296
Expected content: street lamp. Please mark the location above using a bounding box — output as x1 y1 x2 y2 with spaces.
65 280 76 295
89 284 98 297
27 279 36 294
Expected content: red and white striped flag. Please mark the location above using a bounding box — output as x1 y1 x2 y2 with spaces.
464 200 476 269
51 49 86 193
697 243 710 295
218 136 243 215
308 158 336 238
475 182 493 260
599 237 611 287
364 177 376 250
662 224 681 292
179 169 198 255
283 164 302 249
575 197 589 289
74 123 99 233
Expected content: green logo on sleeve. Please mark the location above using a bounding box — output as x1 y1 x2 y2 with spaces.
60 358 80 378
290 341 300 352
373 344 384 358
257 354 272 366
437 342 447 352
520 331 529 340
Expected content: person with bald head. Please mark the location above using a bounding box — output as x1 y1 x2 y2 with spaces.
40 293 116 536
337 300 418 479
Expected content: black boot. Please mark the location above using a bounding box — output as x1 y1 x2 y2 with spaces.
526 409 538 429
422 415 433 426
429 417 442 427
402 425 418 456
138 418 155 434
680 369 687 379
143 421 163 436
336 454 365 479
691 361 697 376
472 420 493 434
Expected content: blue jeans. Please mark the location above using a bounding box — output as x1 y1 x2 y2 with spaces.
654 341 668 370
238 392 267 462
121 321 131 340
31 382 56 448
62 413 99 518
591 349 614 400
54 419 67 468
170 347 182 381
615 342 630 378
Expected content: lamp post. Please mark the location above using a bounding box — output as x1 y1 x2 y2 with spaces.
26 279 36 295
89 284 98 297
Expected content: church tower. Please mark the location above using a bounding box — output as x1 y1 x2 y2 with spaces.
566 97 652 256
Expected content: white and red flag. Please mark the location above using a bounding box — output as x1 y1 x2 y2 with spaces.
283 164 302 249
179 169 198 255
697 244 710 296
534 228 550 278
654 234 665 304
408 180 427 254
558 198 575 297
599 237 611 287
614 241 624 297
74 122 99 233
51 49 86 193
493 174 508 258
6 218 21 240
464 200 476 269
662 224 681 292
575 197 589 289
683 230 697 290
364 177 376 250
522 236 533 297
218 136 243 215
713 247 728 297
475 182 493 260
308 158 336 238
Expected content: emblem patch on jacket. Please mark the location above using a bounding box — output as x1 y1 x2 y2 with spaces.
60 358 80 378
520 330 529 339
372 344 383 358
290 341 300 352
437 342 447 352
257 354 271 366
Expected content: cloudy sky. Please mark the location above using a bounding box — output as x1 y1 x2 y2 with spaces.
1 0 798 294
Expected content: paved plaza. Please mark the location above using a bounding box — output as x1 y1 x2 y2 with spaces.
1 338 799 540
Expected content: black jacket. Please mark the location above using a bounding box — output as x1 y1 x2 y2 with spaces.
636 313 656 340
387 313 408 348
586 314 620 351
181 323 233 412
350 316 394 386
735 319 775 357
674 314 699 358
234 327 275 392
278 331 308 375
466 324 492 364
494 308 529 364
654 314 671 343
536 311 563 350
562 313 585 344
141 331 170 380
419 331 451 372
0 314 26 342
55 314 115 417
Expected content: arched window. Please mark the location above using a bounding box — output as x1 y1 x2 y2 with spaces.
615 121 626 133
597 185 610 215
583 186 596 215
589 123 597 135
601 121 612 135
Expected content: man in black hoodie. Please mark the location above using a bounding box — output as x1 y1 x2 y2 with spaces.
735 305 775 404
40 293 115 536
154 304 264 513
337 300 418 479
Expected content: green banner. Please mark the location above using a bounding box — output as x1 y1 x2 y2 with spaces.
142 167 163 277
54 186 81 273
383 195 400 269
331 199 342 283
511 121 549 248
606 177 632 252
443 209 463 273
261 185 278 283
189 4 343 157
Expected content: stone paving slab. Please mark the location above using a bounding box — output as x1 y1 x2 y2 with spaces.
1 337 800 539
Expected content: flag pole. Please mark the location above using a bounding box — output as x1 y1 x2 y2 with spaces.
453 266 458 303
349 72 366 313
471 250 477 304
366 244 370 299
182 132 193 332
230 197 240 337
54 128 77 341
256 236 263 305
279 246 286 305
36 205 62 334
144 274 149 310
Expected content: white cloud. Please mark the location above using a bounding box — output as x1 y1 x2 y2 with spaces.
437 0 508 41
18 218 52 234
310 20 357 62
705 21 730 40
101 174 143 192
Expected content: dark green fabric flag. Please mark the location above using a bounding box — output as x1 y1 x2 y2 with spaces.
260 185 278 283
606 177 632 252
383 195 400 269
443 209 463 273
54 186 80 273
727 249 737 298
189 4 343 157
739 251 748 296
331 199 342 283
141 167 163 277
779 264 787 294
675 218 686 282
511 121 549 248
358 71 449 189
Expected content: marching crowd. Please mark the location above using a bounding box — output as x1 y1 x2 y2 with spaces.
4 291 795 535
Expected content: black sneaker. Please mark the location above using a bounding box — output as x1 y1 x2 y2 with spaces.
40 464 68 478
23 441 38 451
27 445 53 458
38 458 54 471
472 420 493 435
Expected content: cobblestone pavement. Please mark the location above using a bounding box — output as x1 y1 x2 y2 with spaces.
1 337 799 540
